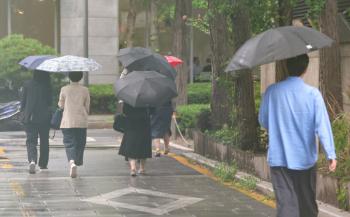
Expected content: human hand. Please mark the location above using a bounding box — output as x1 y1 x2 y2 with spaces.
328 159 337 172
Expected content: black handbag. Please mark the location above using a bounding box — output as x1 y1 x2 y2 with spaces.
113 113 127 133
50 108 63 130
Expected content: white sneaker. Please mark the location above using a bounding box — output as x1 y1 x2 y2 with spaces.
70 163 77 178
29 162 36 174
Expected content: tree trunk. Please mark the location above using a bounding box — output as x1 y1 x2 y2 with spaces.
172 0 192 106
231 2 258 150
150 0 159 51
144 0 150 48
319 0 343 118
208 0 233 129
126 0 137 47
275 0 293 82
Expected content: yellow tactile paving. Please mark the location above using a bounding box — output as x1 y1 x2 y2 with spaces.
0 147 5 155
168 153 276 208
10 181 26 197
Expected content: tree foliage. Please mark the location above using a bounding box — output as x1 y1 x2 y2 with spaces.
304 0 327 28
0 35 56 90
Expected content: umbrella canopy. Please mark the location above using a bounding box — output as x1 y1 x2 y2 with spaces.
18 55 56 70
225 26 333 72
114 71 177 107
165 55 183 68
117 47 177 80
36 55 101 72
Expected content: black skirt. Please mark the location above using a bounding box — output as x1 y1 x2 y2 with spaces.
119 104 152 159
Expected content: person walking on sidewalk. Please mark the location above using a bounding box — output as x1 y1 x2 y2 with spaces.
58 71 90 178
119 103 152 176
21 70 52 174
259 54 337 217
151 101 174 157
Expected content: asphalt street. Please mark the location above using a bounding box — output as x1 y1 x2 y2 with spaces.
0 129 276 217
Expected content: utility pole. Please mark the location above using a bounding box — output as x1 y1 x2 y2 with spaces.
7 0 12 35
83 0 89 86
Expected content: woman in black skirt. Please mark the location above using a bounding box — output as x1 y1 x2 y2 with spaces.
119 103 152 176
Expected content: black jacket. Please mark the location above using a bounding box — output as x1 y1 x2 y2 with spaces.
20 80 52 124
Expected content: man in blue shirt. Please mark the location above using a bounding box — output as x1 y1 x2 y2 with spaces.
259 54 337 217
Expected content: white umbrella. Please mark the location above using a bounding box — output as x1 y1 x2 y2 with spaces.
36 55 101 72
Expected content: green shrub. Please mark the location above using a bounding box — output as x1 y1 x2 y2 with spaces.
206 126 239 146
188 82 211 104
214 161 237 182
318 113 350 180
89 84 117 114
0 35 56 90
176 104 210 133
238 176 258 191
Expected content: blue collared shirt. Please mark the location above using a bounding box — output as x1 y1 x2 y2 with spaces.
259 76 336 170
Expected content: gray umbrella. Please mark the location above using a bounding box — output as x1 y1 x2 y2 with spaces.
117 47 177 80
114 71 177 107
225 26 334 72
19 55 56 70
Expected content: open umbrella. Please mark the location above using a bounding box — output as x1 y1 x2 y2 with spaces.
19 55 56 70
225 26 334 72
165 55 183 68
117 47 176 80
114 71 177 107
36 55 101 72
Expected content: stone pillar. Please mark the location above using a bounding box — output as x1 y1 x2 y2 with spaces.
60 0 119 84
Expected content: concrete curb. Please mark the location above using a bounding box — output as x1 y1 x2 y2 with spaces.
180 152 350 217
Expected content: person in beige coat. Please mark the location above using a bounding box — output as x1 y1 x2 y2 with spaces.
58 71 90 178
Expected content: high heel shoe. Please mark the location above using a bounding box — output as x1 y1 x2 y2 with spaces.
164 148 170 155
130 169 137 177
155 149 161 157
138 169 145 175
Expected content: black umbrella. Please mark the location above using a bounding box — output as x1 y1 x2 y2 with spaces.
225 26 334 72
114 71 177 107
117 47 177 80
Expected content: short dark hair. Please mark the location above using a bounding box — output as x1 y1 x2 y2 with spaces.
68 71 83 82
286 54 309 77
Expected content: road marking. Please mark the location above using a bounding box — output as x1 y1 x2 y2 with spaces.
0 163 13 169
82 187 203 215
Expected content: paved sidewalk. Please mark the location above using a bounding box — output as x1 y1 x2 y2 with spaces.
0 134 275 217
0 126 350 217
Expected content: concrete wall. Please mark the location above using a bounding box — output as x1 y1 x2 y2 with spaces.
60 0 119 84
261 43 350 112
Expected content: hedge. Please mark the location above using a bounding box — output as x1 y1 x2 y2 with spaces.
188 82 211 104
176 104 210 133
89 84 117 114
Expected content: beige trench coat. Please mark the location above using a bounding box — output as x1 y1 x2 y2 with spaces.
58 82 90 128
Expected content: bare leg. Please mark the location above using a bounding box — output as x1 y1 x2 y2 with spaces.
164 133 170 154
129 159 137 176
154 138 161 157
139 159 146 174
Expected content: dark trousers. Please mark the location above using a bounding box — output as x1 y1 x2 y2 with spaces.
270 165 318 217
62 128 87 166
25 123 50 168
